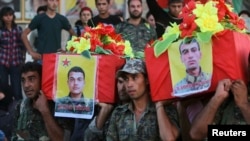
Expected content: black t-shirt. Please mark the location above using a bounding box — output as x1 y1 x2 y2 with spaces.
87 15 122 27
146 0 182 28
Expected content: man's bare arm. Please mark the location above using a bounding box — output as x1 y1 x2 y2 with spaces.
190 79 231 140
33 91 64 141
21 28 41 60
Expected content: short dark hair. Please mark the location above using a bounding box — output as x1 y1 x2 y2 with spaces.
95 0 110 5
168 0 183 5
179 38 200 54
127 0 142 6
67 66 85 79
21 62 42 78
37 5 47 14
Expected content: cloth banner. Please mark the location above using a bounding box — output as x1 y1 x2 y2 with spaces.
145 30 250 101
42 53 125 103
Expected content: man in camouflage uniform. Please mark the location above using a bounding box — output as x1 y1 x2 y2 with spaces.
190 79 250 140
106 59 180 141
115 0 157 54
173 38 211 96
11 62 73 141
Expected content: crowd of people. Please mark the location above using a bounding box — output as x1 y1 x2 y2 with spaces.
0 0 250 141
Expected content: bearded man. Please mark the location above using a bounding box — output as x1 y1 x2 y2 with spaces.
115 0 157 53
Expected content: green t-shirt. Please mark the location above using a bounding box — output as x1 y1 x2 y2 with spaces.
29 13 71 54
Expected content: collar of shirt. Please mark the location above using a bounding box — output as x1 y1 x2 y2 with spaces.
185 68 206 83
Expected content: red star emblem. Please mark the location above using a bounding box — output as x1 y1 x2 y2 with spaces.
62 58 70 66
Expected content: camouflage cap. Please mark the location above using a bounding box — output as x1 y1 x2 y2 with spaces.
117 59 146 76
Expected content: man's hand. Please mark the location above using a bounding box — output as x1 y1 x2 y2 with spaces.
97 103 114 111
33 90 49 113
214 79 232 101
29 51 41 61
57 48 66 53
231 79 248 107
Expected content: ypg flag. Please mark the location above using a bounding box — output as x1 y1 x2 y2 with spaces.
42 53 125 104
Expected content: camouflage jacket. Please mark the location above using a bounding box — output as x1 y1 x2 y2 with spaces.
115 19 157 53
106 101 179 141
11 99 73 141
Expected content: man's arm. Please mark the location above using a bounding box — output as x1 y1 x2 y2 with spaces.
87 18 96 27
95 103 113 129
21 28 41 60
84 103 114 140
190 79 232 140
155 101 180 141
68 28 76 37
146 0 167 22
33 91 64 141
231 79 250 124
27 30 37 50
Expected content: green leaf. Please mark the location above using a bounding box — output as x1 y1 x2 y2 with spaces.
81 50 91 59
196 32 213 43
154 34 178 57
134 51 144 59
95 46 110 54
105 49 113 54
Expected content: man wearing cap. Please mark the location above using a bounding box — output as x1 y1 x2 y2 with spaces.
106 59 180 141
146 0 183 31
